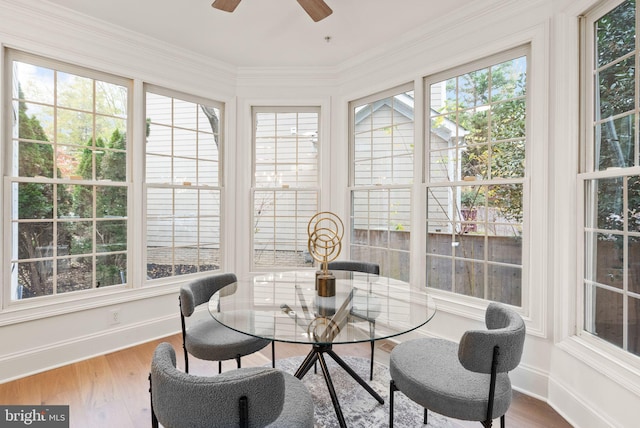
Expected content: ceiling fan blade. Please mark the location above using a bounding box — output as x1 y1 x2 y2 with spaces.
211 0 242 13
296 0 333 22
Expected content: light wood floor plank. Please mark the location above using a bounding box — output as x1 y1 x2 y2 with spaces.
0 333 572 427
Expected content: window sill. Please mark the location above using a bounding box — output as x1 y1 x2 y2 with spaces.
557 335 640 396
0 282 179 327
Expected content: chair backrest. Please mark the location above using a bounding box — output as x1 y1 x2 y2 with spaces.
150 342 285 428
457 302 526 374
327 260 380 275
180 272 237 317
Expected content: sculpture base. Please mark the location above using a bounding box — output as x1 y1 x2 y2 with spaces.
316 274 336 297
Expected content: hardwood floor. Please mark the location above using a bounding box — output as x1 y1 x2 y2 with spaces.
0 334 573 427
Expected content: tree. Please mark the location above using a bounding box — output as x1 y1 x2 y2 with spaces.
15 90 72 297
444 59 526 224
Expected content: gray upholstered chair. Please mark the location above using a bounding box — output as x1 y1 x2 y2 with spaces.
149 342 314 428
180 272 274 373
327 260 380 380
389 302 526 428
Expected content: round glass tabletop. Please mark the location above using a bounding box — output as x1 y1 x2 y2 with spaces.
209 270 436 345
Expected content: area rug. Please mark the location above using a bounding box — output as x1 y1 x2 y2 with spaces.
270 356 457 428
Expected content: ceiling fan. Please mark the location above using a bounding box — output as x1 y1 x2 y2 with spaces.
212 0 333 22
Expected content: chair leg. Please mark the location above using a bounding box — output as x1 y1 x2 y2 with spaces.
218 360 222 374
369 321 375 380
501 414 505 428
424 408 428 424
236 355 241 368
389 379 397 428
149 373 158 428
183 350 189 373
271 341 276 368
369 340 375 381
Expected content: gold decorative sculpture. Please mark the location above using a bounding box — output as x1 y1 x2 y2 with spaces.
307 212 344 297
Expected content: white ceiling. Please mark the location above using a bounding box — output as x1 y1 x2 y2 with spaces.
44 0 470 68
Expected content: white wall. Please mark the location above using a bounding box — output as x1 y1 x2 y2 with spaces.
1 0 639 427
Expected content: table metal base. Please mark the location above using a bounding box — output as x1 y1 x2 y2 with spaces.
294 343 384 428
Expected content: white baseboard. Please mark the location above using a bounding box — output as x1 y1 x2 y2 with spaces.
0 315 179 384
547 376 611 428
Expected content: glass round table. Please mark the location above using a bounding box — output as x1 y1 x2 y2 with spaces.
208 270 436 428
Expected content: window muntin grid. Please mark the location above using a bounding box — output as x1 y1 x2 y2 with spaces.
252 108 320 269
581 0 640 357
145 87 223 280
425 48 528 306
7 50 130 301
349 86 414 281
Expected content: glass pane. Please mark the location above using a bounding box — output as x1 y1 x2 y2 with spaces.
97 149 126 182
18 103 54 142
14 62 55 105
147 218 173 247
99 121 127 150
456 234 484 261
200 189 221 218
592 232 624 289
57 256 93 293
629 236 640 294
461 109 488 145
459 68 489 108
488 234 522 264
56 108 93 145
628 176 640 232
57 72 93 111
629 297 640 356
58 220 93 256
96 220 127 252
487 264 522 306
96 186 127 218
95 81 127 117
146 92 173 126
200 218 220 245
175 188 198 218
146 154 172 184
595 178 624 230
199 106 220 134
426 186 453 222
595 114 636 170
461 143 489 180
19 142 54 178
15 261 53 298
427 256 452 291
15 183 53 219
64 184 93 218
147 123 172 156
147 248 173 279
96 254 127 287
174 157 197 184
429 148 457 183
491 99 526 141
174 128 197 158
586 286 623 348
16 222 53 259
492 140 525 178
491 56 527 101
598 55 635 119
427 231 453 256
199 245 220 272
173 98 197 129
488 183 524 224
199 132 218 161
455 259 484 298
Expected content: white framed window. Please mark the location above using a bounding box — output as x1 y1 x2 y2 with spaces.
144 86 223 280
424 46 528 306
348 85 414 281
251 107 320 269
4 49 130 302
580 0 640 357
